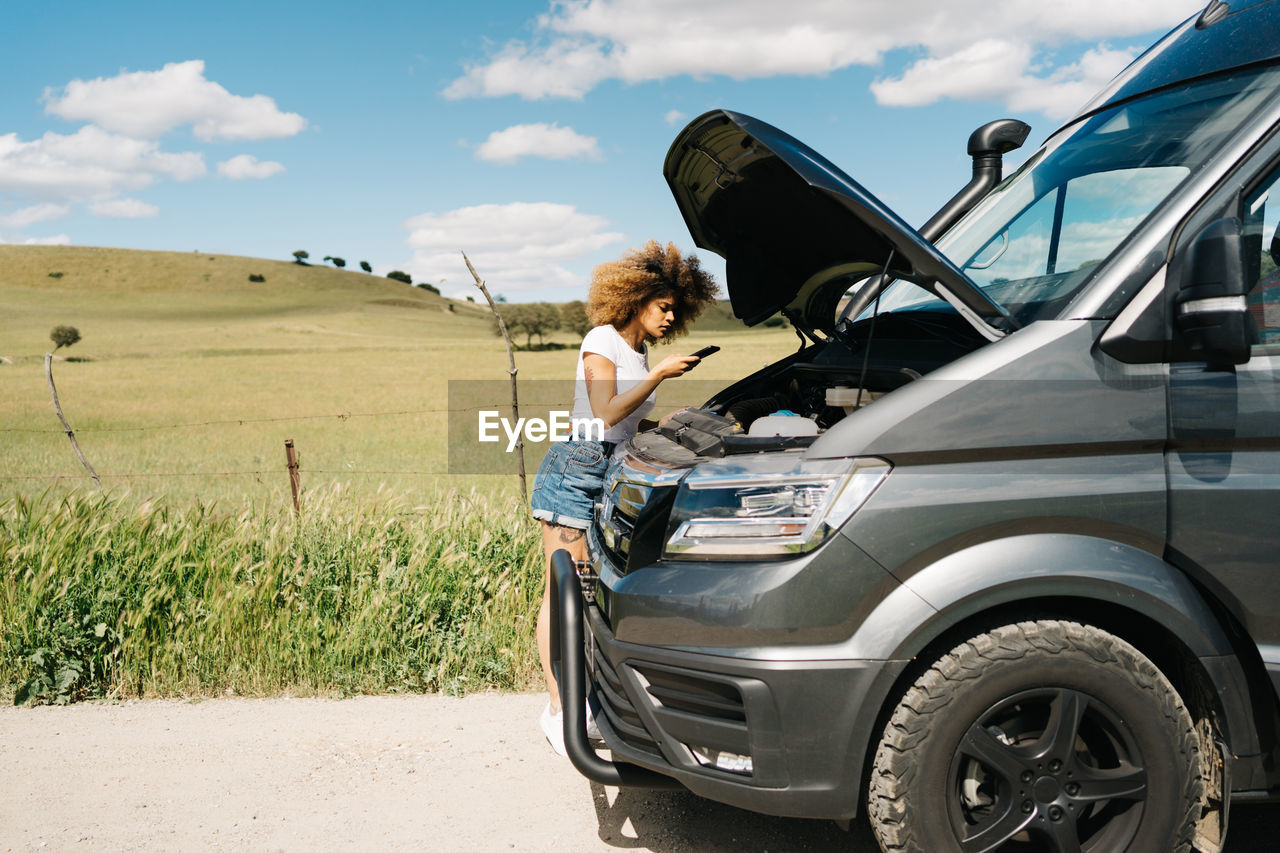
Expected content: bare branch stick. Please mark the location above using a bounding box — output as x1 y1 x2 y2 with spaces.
463 250 527 500
44 353 101 488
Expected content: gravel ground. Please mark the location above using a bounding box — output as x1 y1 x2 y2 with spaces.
1 694 1276 851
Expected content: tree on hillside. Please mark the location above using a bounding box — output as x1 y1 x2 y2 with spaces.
50 325 81 351
323 256 347 268
492 303 525 345
495 302 560 348
416 282 441 295
386 270 412 285
360 261 372 273
561 300 591 337
292 250 309 264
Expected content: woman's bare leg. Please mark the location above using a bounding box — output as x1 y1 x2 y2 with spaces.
537 520 589 714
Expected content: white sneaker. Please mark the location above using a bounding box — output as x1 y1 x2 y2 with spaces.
539 703 566 756
585 701 602 740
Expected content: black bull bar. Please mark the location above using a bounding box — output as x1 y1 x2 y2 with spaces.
550 547 683 789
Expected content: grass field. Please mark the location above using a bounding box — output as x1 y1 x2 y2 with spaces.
0 244 799 701
1 245 799 507
0 487 546 702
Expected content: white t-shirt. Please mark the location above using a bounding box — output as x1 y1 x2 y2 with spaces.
571 325 655 443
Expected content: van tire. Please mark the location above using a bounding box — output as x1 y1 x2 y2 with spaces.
867 620 1202 853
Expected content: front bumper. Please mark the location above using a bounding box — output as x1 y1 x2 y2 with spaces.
551 550 906 819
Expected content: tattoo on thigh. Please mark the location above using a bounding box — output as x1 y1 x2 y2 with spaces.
556 525 585 544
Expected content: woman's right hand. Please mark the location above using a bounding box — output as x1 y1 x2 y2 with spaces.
650 354 700 381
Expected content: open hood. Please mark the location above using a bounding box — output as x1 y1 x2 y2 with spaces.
664 110 1014 338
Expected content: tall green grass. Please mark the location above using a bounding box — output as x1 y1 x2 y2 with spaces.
0 487 544 703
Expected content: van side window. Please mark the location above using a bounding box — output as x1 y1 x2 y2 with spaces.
1244 167 1280 347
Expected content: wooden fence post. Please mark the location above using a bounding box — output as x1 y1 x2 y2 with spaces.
44 353 101 488
284 439 301 517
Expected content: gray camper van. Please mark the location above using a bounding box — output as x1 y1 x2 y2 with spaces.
549 3 1280 850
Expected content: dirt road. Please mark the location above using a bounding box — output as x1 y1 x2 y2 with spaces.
2 694 1276 851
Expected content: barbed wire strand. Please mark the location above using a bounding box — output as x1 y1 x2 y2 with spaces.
0 469 490 482
0 401 573 434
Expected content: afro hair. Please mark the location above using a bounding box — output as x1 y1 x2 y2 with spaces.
586 240 719 342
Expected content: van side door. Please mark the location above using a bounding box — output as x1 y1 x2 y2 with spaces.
1167 158 1280 687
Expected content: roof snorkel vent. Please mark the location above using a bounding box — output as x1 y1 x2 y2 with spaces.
918 119 1031 242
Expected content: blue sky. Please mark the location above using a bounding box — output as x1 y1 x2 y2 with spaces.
1 0 1204 302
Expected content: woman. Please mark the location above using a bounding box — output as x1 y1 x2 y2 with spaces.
530 240 718 755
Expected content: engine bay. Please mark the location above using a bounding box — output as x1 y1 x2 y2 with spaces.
627 308 989 466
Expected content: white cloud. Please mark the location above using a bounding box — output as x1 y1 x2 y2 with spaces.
0 203 69 227
446 40 616 100
88 197 159 219
0 126 205 201
402 201 624 294
0 233 72 246
444 0 1202 116
44 60 307 141
217 154 286 179
1006 46 1142 118
872 42 1139 119
871 40 1034 108
664 109 687 125
474 123 602 164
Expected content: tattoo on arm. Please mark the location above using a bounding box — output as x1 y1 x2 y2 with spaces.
556 525 586 544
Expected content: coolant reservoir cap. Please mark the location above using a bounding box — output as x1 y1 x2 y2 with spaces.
748 410 819 437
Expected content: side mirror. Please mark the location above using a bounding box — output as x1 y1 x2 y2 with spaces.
1171 217 1252 364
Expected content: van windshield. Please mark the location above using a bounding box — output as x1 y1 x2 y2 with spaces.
864 65 1280 326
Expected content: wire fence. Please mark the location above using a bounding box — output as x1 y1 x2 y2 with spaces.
0 404 494 434
4 372 717 491
0 402 524 486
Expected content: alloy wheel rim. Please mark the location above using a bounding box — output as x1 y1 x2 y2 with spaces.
945 686 1148 853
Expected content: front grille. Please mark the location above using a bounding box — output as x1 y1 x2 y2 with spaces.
631 665 747 722
596 459 677 573
587 639 755 773
598 477 650 562
590 644 662 757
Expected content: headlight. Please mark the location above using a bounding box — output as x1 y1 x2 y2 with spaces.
663 456 890 559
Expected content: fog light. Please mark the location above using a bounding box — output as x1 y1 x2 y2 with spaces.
689 744 753 774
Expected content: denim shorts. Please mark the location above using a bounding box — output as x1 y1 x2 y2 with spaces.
530 439 612 530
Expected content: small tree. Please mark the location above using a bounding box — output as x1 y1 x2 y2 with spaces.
292 250 309 264
496 302 560 347
360 261 372 273
331 257 346 268
531 302 561 345
561 300 591 337
50 325 80 351
416 282 441 295
387 270 412 285
466 296 475 303
493 303 526 345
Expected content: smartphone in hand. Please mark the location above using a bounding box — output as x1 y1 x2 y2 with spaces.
689 345 720 360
